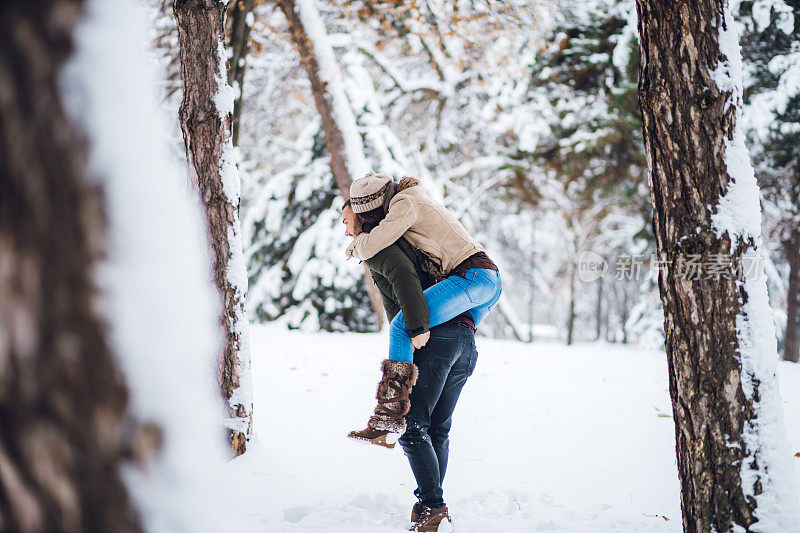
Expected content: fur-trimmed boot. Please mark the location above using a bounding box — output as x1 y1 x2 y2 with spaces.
348 359 418 449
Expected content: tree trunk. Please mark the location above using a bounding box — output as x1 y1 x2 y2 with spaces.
277 0 385 329
0 1 141 530
620 281 629 345
226 0 255 147
637 0 795 530
174 0 253 457
595 276 604 341
784 229 800 363
566 258 576 345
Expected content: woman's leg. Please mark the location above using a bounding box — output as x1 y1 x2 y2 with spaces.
388 268 502 362
462 269 503 326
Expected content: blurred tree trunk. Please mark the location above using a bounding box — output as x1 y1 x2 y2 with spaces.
784 230 800 362
277 0 385 329
226 0 255 147
637 0 790 530
619 282 629 344
0 1 141 531
174 0 253 457
566 259 576 345
595 276 604 340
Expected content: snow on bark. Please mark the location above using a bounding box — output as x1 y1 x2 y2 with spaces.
216 36 253 440
293 0 369 180
709 3 799 529
62 0 234 530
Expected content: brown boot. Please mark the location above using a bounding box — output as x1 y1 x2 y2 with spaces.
411 501 428 523
348 359 418 448
346 427 395 449
410 505 452 532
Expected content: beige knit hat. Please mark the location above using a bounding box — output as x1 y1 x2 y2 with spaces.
349 171 393 213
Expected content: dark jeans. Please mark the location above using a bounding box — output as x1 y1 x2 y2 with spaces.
398 322 478 509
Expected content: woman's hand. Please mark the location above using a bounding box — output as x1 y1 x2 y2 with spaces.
411 331 430 350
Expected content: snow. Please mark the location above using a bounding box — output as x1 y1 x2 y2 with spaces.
215 39 237 117
215 10 254 433
611 0 638 74
62 0 236 531
223 325 800 532
748 0 795 34
708 3 800 529
710 126 763 246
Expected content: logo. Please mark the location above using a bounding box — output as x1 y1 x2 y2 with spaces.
578 250 608 282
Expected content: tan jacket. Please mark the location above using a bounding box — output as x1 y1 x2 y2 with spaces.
346 185 484 275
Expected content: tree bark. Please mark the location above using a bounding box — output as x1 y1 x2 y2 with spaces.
784 229 800 363
174 0 253 457
637 0 792 530
0 1 141 530
226 0 255 147
277 0 385 329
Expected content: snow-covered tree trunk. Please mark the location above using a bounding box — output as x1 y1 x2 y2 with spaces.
636 0 798 530
0 1 141 530
277 0 385 328
174 0 253 457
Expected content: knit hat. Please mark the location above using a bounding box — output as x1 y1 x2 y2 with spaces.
350 171 393 213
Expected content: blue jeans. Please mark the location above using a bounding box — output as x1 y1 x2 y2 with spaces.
398 322 478 509
388 268 502 362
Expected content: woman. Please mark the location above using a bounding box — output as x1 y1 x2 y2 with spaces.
347 172 502 443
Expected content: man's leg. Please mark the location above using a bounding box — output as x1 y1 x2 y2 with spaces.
428 326 478 486
398 325 466 508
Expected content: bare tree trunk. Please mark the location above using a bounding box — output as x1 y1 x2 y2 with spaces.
595 276 604 340
784 230 800 363
496 296 526 342
174 0 253 457
637 0 795 530
226 0 255 147
566 258 576 345
620 281 629 345
0 1 141 530
277 0 385 328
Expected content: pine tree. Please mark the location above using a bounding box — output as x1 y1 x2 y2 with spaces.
525 0 647 214
243 127 377 331
515 0 656 343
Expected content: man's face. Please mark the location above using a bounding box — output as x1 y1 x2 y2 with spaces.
342 205 361 238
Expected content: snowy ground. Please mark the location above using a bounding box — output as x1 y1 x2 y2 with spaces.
225 324 800 532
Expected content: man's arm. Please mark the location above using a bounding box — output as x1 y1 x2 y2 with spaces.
364 241 429 336
370 270 401 322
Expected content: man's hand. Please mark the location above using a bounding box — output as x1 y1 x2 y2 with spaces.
411 331 430 350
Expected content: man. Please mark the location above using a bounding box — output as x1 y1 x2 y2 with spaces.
342 201 479 533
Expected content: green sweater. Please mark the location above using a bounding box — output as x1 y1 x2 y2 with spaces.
363 237 430 337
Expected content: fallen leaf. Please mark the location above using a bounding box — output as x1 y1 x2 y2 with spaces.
794 452 800 458
662 516 669 521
